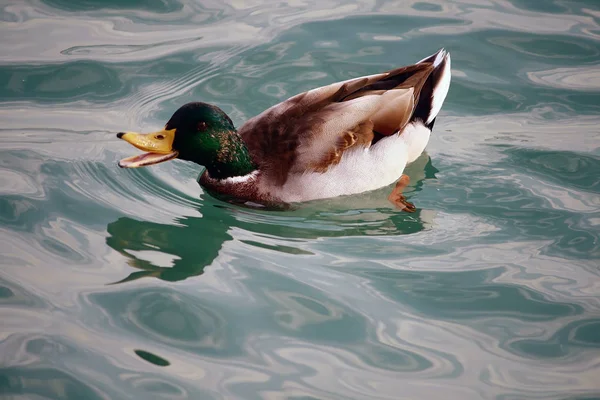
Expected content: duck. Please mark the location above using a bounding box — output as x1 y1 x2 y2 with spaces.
117 48 451 211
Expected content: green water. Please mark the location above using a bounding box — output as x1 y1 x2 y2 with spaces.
1 0 599 399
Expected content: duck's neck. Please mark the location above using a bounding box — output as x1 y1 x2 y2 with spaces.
189 130 257 180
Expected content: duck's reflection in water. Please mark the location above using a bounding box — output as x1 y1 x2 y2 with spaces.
106 154 438 283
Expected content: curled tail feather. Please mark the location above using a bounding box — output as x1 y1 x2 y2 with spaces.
411 48 452 130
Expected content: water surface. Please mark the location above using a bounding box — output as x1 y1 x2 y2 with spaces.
1 0 599 399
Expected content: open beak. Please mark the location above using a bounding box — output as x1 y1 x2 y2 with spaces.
117 128 178 168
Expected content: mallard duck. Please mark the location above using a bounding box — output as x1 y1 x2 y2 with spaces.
117 49 451 211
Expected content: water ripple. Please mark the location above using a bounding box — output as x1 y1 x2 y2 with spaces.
2 0 600 399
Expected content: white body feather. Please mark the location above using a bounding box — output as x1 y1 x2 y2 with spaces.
264 121 431 202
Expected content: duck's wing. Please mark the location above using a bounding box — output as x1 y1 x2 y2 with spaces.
238 49 450 186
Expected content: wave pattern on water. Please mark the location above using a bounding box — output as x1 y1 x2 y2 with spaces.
1 0 600 399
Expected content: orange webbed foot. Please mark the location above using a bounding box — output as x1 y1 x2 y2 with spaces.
387 174 416 213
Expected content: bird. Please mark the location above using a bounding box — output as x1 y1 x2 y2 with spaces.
117 48 451 211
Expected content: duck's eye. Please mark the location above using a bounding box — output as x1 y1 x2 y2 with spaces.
155 134 165 140
197 121 208 132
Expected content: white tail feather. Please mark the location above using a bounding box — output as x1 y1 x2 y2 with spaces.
428 51 451 123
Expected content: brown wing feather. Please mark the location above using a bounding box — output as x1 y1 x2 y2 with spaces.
308 120 375 172
238 62 434 185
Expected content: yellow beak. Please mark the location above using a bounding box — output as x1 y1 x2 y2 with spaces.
117 128 179 168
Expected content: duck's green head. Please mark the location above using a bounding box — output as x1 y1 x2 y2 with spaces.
117 102 255 179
